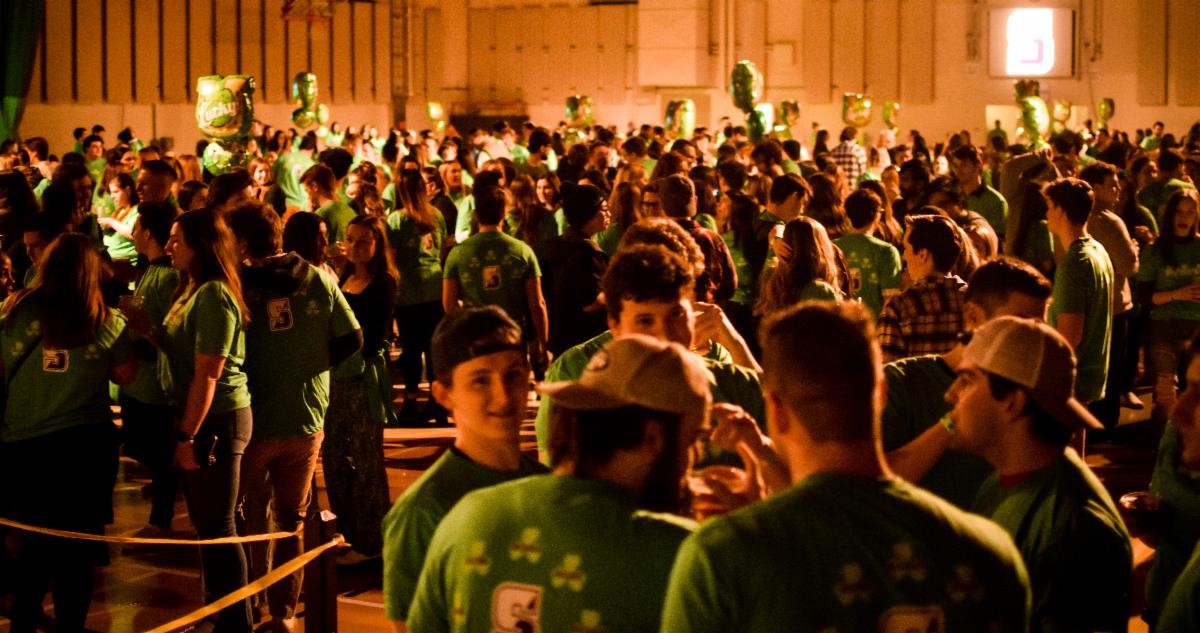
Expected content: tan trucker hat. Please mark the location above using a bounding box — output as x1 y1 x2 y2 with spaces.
961 316 1104 430
537 334 712 416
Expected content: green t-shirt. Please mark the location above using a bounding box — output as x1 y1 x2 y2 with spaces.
272 150 314 209
408 474 695 633
695 213 718 232
972 449 1131 633
242 257 360 438
661 474 1031 633
1158 541 1200 633
443 231 541 325
594 223 625 258
965 185 1009 239
1139 178 1194 218
1147 423 1200 614
388 209 447 306
1018 220 1055 273
881 355 993 509
799 279 840 302
533 331 760 461
1134 240 1200 321
382 449 548 622
316 199 357 245
120 261 180 405
102 206 140 261
158 280 251 413
451 192 476 241
721 230 755 305
0 301 133 442
1047 236 1113 403
503 212 558 265
834 232 901 317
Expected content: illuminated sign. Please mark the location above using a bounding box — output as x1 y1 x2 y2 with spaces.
1006 9 1056 76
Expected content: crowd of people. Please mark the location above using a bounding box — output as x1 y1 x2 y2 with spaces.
0 112 1199 632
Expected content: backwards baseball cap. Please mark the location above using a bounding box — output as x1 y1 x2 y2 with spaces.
961 316 1103 430
431 306 525 383
537 334 712 417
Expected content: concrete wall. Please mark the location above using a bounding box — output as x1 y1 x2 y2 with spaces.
20 0 1200 155
20 0 395 155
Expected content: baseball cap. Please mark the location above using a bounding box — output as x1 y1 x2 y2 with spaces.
537 334 712 416
431 306 525 382
961 316 1103 430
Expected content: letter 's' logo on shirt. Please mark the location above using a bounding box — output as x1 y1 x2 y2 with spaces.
43 349 69 373
483 265 502 291
268 298 294 332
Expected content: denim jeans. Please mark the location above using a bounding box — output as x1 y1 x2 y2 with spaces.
119 393 178 529
181 407 253 633
237 431 323 619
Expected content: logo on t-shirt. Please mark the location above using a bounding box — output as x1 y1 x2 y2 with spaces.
483 265 502 291
491 582 542 633
42 348 69 373
268 298 294 332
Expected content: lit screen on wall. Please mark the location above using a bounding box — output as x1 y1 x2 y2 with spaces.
988 8 1076 78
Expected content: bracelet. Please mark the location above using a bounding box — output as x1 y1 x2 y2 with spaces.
939 415 957 435
175 430 195 443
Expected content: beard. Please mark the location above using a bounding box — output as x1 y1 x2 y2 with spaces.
638 432 686 514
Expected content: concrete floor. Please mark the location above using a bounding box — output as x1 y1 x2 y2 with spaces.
0 389 1162 632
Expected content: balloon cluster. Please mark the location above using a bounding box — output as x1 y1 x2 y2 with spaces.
1050 99 1072 136
882 100 900 131
1014 80 1050 149
564 95 594 146
195 74 256 175
665 99 696 139
1096 98 1115 131
729 60 770 142
772 100 800 139
426 101 448 133
290 72 329 129
841 93 874 128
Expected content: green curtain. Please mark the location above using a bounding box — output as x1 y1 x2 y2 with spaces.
0 1 44 142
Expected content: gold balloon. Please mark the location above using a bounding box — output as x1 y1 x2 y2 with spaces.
842 93 873 128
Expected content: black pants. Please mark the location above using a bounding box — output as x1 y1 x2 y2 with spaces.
120 393 178 529
395 301 443 393
180 407 253 633
1091 309 1133 430
0 423 117 633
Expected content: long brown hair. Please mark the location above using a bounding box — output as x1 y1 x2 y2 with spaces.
756 217 841 316
340 214 400 287
4 233 111 349
396 169 438 234
173 208 250 326
508 175 551 246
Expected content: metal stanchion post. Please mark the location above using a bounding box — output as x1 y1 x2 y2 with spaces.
303 507 340 632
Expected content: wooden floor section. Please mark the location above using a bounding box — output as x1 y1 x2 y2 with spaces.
0 390 1163 632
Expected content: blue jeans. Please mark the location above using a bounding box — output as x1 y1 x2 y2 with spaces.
181 407 253 633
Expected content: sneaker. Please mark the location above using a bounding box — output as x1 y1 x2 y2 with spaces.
1121 392 1145 410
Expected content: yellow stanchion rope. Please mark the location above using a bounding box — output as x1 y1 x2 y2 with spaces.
145 534 348 633
0 516 298 545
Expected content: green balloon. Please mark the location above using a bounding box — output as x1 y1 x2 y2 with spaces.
202 140 249 175
196 74 256 141
1097 98 1115 128
1014 79 1040 101
292 72 318 108
882 100 900 129
746 109 768 143
665 99 696 139
842 93 873 128
730 60 763 113
292 107 316 129
315 103 330 126
565 95 594 128
1018 95 1051 148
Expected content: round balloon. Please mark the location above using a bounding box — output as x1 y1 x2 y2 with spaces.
565 95 594 128
315 103 330 126
201 140 248 175
665 99 697 139
1051 99 1072 123
746 109 768 143
292 107 316 129
292 72 318 108
195 74 257 141
882 100 900 129
750 103 775 142
1019 95 1052 147
842 93 873 128
1097 98 1115 128
730 60 763 113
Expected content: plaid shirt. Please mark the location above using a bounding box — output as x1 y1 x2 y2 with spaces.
831 140 867 182
877 274 967 362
